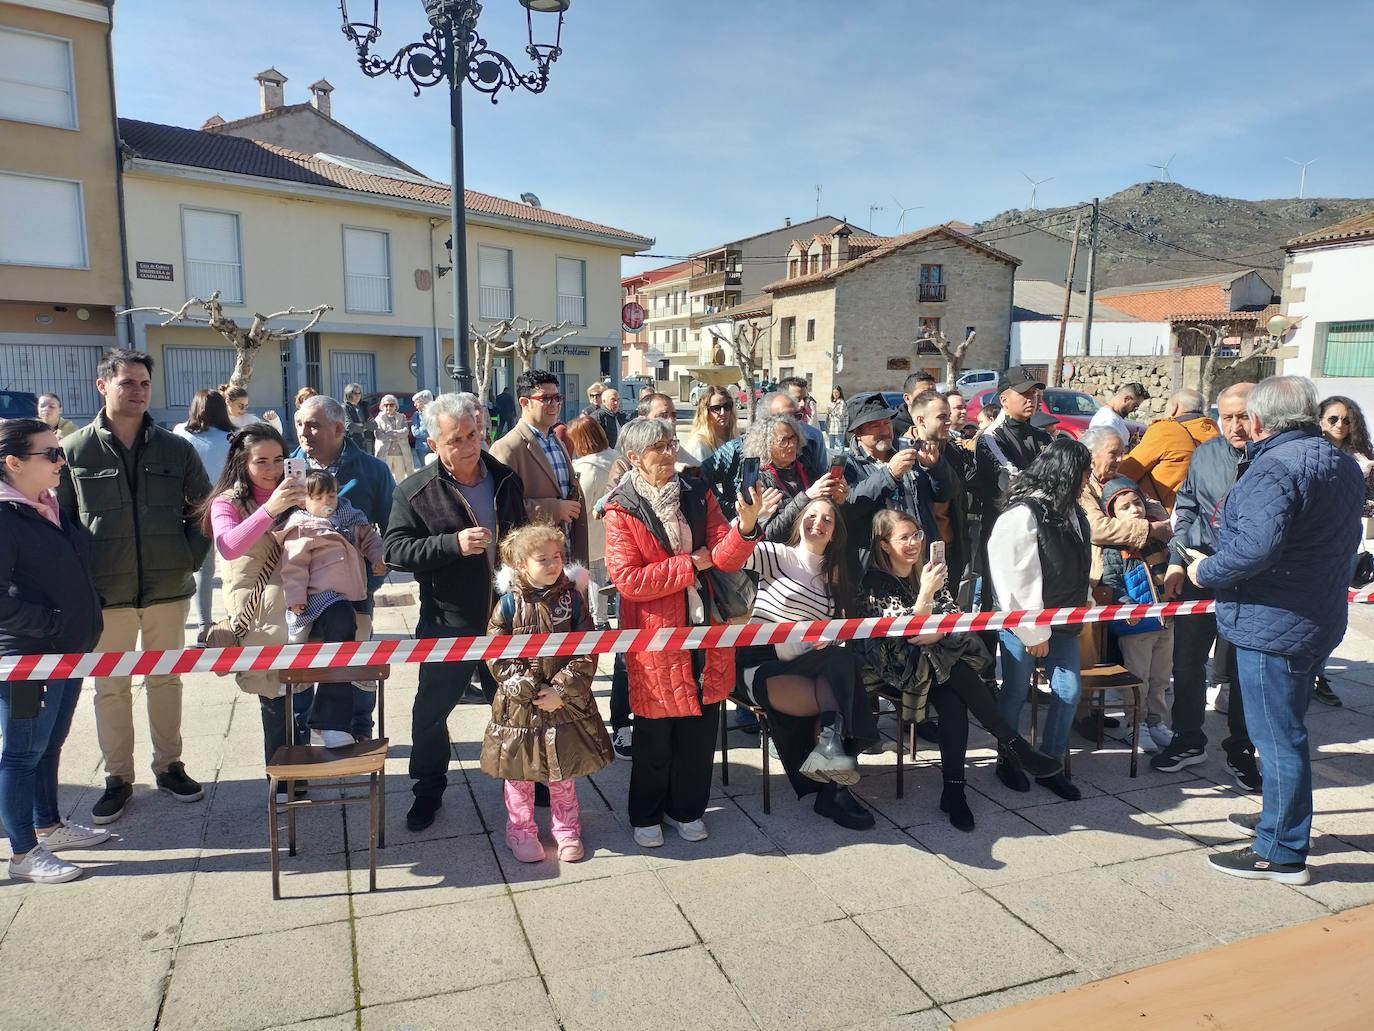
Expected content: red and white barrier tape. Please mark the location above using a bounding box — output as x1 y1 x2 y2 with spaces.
4 587 1372 683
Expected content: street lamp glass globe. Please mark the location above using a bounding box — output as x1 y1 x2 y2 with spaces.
521 0 571 12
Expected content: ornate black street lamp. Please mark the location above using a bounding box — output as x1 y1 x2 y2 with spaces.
339 0 570 393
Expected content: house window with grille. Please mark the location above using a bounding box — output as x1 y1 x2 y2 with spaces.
919 264 945 302
806 318 816 342
479 245 514 319
183 208 243 303
556 257 587 325
343 227 392 313
1322 321 1374 377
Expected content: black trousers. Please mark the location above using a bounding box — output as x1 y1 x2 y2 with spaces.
628 701 721 827
1171 582 1251 757
409 615 497 800
610 654 631 733
930 660 1019 782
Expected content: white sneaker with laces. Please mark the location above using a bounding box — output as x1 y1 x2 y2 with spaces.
37 822 110 851
309 729 356 749
8 846 82 883
633 824 664 848
612 726 633 761
665 816 709 842
1148 723 1175 751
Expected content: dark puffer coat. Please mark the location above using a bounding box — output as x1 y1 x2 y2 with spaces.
1199 425 1364 663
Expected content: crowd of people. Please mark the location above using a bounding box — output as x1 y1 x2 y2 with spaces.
1 352 1367 888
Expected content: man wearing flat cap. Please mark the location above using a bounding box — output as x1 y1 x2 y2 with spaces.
840 391 943 574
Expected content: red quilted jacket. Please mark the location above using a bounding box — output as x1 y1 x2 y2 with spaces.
604 478 758 719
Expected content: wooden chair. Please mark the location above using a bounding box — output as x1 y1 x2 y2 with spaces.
871 686 914 799
719 695 773 815
267 664 390 899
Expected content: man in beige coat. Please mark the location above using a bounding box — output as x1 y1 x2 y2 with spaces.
490 370 589 565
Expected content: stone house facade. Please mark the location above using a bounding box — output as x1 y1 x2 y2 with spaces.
765 225 1019 399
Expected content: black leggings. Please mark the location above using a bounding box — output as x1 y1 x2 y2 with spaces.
930 660 1018 784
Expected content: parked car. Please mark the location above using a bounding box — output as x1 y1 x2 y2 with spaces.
954 368 997 394
965 387 1144 441
0 389 38 421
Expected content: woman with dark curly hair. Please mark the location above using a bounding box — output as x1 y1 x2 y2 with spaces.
988 436 1093 801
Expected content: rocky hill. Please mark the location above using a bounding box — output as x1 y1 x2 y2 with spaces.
975 182 1374 289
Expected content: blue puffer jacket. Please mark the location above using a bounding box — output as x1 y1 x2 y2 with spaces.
1198 425 1364 663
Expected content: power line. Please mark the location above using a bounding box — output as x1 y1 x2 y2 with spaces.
1098 213 1283 271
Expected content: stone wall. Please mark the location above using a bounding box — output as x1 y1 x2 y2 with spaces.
1058 355 1179 419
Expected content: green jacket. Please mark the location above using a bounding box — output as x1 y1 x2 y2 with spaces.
57 412 213 609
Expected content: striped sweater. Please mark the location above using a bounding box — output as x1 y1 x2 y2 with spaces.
746 542 835 660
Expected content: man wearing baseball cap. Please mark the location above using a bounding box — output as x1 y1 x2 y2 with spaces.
972 366 1054 578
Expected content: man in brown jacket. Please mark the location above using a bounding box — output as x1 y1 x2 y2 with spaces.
1118 388 1219 510
490 370 589 564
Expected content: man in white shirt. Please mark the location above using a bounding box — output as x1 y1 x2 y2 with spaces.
1087 382 1149 447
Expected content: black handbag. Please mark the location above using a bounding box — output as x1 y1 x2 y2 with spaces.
700 567 756 623
1352 551 1373 589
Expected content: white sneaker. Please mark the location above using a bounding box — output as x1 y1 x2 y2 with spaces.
309 729 356 749
633 824 664 848
37 822 110 851
1130 724 1158 753
665 816 709 842
8 846 82 884
1148 723 1175 751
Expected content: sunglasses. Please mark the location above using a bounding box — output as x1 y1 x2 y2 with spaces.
707 403 732 414
1326 414 1351 426
25 447 66 463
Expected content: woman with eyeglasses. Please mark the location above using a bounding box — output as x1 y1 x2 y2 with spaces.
1312 396 1374 706
1 419 107 882
680 386 738 468
859 509 1061 830
743 410 848 541
372 394 412 483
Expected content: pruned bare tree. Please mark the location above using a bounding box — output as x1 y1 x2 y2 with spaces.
467 317 578 400
119 290 331 389
914 328 977 390
709 318 777 417
470 319 514 402
1178 323 1287 403
512 317 578 371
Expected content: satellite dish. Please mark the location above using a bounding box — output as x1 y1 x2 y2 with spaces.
520 192 542 208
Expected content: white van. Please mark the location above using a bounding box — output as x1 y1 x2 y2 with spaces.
954 368 997 393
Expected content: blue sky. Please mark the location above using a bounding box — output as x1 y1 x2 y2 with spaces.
112 1 1374 274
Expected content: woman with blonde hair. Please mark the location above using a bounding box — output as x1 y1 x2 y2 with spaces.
372 394 412 482
680 385 738 467
294 386 318 410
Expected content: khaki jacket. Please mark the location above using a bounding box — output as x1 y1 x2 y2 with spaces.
490 420 589 563
219 500 289 700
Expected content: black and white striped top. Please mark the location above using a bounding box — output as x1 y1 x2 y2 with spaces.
747 542 835 660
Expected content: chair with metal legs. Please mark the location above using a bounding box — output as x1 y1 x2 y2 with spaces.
719 695 773 815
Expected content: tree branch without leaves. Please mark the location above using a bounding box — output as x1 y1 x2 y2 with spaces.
1178 323 1285 403
710 318 777 417
914 328 977 390
118 290 331 389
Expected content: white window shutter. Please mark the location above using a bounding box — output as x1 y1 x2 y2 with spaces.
479 246 511 289
0 173 85 268
557 257 585 297
0 29 75 128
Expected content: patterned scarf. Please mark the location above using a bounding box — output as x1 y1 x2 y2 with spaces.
629 470 690 556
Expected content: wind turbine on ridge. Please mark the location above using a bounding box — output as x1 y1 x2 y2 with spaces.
1022 173 1053 210
893 196 924 233
1150 153 1176 182
1287 157 1318 199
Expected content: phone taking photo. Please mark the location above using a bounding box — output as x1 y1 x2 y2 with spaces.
740 456 761 506
829 450 847 473
929 540 946 567
283 458 307 485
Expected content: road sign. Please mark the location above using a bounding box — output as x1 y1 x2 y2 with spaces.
621 301 646 332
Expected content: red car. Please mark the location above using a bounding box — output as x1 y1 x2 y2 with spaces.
966 387 1144 441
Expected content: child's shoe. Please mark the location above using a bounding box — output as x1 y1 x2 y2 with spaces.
506 832 545 863
556 838 585 862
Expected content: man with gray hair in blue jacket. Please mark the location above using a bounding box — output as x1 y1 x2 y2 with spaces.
1185 376 1364 884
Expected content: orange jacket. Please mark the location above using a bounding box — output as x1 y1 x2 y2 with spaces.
1118 414 1220 510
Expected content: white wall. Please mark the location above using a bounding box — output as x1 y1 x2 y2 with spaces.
1284 242 1374 411
1012 320 1172 364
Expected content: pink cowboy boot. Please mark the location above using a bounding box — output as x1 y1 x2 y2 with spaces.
547 779 584 861
503 780 545 863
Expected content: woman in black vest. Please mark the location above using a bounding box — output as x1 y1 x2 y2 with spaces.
987 437 1093 801
1 419 106 883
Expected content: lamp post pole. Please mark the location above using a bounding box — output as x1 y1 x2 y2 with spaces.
446 19 471 392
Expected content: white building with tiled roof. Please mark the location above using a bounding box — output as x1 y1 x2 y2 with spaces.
115 71 651 426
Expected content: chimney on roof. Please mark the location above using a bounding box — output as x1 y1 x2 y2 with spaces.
201 114 226 130
308 79 334 119
255 67 288 113
784 217 792 227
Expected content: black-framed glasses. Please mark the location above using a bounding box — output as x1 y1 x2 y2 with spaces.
1326 414 1351 426
25 448 65 463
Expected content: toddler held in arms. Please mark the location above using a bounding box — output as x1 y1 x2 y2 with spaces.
484 523 613 863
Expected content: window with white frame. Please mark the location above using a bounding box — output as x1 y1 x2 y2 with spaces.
0 172 85 268
343 227 392 313
0 28 76 129
182 208 243 303
556 256 587 326
478 245 513 319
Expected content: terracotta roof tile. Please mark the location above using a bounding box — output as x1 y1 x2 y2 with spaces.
1287 209 1374 249
764 223 1019 294
120 118 653 247
1095 284 1232 322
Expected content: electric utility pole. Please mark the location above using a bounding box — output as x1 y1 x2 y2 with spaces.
1051 211 1084 387
1081 197 1100 357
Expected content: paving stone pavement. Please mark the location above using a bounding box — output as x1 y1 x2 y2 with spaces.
4 586 1374 1030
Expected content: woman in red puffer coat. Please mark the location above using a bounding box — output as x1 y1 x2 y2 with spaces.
604 417 779 849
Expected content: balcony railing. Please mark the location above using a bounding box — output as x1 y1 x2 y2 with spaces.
689 269 743 293
919 283 947 302
479 284 513 320
557 293 586 326
187 259 243 304
345 272 391 314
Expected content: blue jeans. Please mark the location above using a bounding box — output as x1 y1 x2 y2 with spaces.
192 547 216 630
998 629 1082 761
1236 647 1317 864
1 679 80 855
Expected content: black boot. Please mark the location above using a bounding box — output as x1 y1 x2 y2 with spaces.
813 782 875 830
916 717 942 744
1035 771 1082 801
1006 736 1063 779
995 744 1030 792
940 780 975 832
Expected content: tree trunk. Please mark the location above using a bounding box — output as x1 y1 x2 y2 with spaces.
229 336 258 390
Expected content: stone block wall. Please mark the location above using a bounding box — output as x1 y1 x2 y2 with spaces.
1058 355 1179 419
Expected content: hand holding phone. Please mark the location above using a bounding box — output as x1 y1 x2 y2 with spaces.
929 540 945 567
740 456 761 506
283 458 307 486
